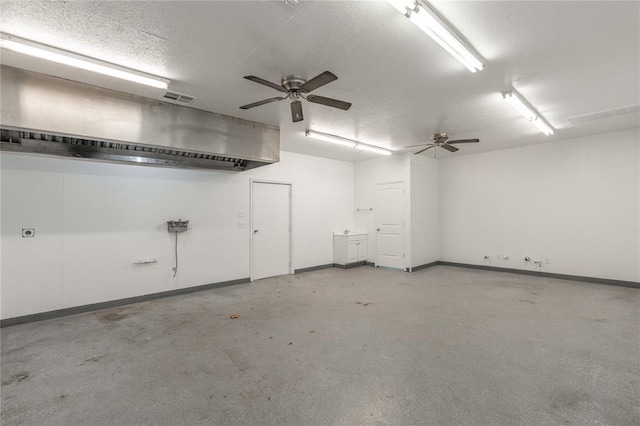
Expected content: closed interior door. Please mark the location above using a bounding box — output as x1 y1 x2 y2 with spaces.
376 182 405 269
252 182 291 280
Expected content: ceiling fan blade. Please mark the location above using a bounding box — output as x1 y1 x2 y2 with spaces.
404 143 434 148
291 101 304 122
300 71 338 92
306 95 352 110
414 146 435 155
441 144 459 152
447 139 480 144
239 96 286 110
243 76 287 93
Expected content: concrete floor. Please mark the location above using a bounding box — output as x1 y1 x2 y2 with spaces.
1 265 639 425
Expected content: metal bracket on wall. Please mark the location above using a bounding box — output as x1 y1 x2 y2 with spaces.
167 219 189 232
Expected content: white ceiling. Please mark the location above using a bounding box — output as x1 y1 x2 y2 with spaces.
1 1 639 162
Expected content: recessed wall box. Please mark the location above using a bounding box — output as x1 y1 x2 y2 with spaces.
167 219 189 233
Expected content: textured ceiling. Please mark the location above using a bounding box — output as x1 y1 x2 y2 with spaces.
1 1 638 162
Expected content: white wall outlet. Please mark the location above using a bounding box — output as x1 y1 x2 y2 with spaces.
238 210 246 217
545 258 551 264
503 254 509 260
239 222 245 228
22 228 35 238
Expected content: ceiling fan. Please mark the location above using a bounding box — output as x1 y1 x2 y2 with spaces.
239 71 352 122
406 132 479 155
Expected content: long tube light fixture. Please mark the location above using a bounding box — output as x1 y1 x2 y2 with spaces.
305 130 393 156
502 90 554 136
387 0 484 73
0 34 169 89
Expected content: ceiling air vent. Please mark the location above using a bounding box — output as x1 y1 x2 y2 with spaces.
161 91 196 105
568 104 640 125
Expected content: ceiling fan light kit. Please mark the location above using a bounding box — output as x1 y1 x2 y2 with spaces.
387 0 484 73
0 33 170 89
305 130 392 156
502 90 555 135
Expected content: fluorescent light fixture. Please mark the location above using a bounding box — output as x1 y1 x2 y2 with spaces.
502 90 554 136
305 130 356 148
387 0 484 73
502 91 537 121
531 117 554 136
354 143 394 155
305 130 393 156
0 34 169 89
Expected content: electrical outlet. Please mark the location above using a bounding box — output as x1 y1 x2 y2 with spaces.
503 254 509 260
545 258 551 264
22 228 35 238
239 222 245 228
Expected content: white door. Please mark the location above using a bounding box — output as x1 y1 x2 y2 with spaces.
251 181 291 280
376 182 405 269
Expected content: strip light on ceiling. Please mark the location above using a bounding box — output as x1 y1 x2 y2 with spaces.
0 34 169 89
387 0 484 73
502 90 555 136
305 130 393 156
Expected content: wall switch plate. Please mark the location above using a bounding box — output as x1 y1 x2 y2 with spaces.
239 223 245 228
22 228 35 238
239 210 246 217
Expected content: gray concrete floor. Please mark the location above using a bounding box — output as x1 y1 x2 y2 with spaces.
1 265 639 425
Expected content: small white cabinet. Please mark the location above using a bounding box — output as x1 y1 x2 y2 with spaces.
333 233 368 267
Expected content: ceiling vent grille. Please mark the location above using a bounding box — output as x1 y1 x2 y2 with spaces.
568 104 640 125
161 91 196 104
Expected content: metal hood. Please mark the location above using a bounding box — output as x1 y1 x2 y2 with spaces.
0 66 279 171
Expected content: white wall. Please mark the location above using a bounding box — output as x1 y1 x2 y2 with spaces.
439 128 640 283
0 151 354 319
353 154 410 265
4 127 638 320
410 155 439 268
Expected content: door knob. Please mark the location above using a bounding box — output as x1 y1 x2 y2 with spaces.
376 228 380 231
253 229 259 233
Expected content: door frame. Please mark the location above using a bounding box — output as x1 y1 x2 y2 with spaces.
375 180 406 270
250 179 294 281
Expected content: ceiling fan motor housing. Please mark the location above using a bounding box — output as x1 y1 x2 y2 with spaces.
432 132 448 144
282 75 306 92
